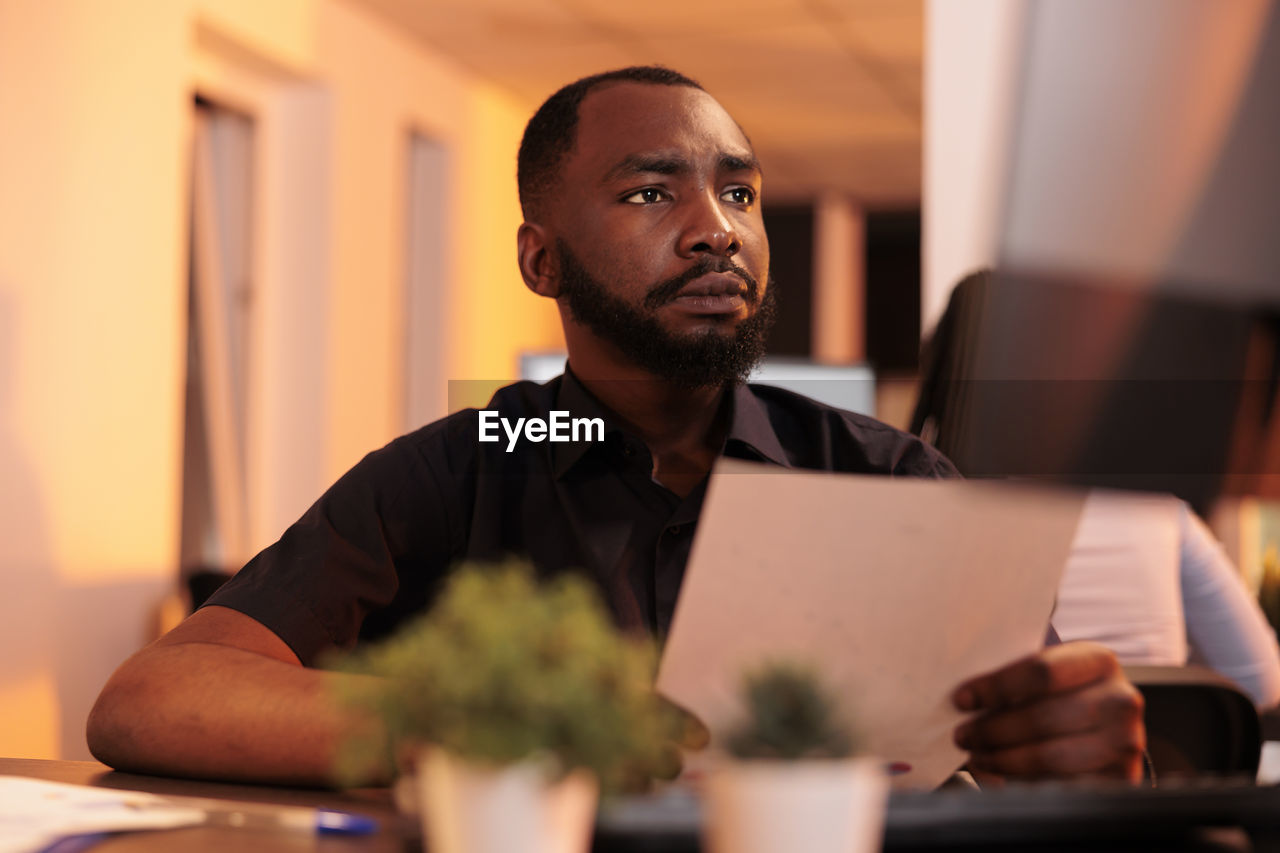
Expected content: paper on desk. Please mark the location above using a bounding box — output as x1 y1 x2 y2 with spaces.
656 459 1085 790
0 776 206 853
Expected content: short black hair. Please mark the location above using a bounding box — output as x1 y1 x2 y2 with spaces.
517 66 704 223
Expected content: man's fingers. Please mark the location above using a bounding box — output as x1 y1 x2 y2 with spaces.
953 641 1121 711
955 677 1144 752
950 642 1147 785
966 725 1146 782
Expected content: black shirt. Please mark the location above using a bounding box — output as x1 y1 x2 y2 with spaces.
206 371 958 664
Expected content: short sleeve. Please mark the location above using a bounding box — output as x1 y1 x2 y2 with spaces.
889 431 961 480
204 420 470 665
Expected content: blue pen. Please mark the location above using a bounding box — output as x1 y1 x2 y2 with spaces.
137 796 380 835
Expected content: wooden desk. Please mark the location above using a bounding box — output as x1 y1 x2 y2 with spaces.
0 758 413 852
9 757 1280 852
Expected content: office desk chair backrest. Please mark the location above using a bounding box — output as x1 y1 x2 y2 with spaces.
1124 664 1261 779
911 269 1279 517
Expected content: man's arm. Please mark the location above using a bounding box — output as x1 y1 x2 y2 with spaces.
86 605 388 786
951 641 1146 783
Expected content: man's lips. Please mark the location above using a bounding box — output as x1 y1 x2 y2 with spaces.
677 272 747 298
644 261 759 310
670 272 750 314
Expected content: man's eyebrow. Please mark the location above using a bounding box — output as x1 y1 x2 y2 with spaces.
721 153 762 175
602 154 689 183
601 151 763 184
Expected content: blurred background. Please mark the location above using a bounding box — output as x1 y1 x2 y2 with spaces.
1 0 1277 760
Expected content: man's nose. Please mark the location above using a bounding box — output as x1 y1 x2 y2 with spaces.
677 191 740 258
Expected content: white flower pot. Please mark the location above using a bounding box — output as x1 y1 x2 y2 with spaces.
703 756 889 853
416 748 599 853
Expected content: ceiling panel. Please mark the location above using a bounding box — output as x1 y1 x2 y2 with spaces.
837 13 924 64
637 22 909 124
351 0 593 40
813 0 924 20
767 142 921 204
743 107 918 147
441 40 640 104
340 0 924 203
560 0 817 35
640 23 886 91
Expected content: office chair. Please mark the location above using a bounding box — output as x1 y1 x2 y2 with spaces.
1124 664 1262 779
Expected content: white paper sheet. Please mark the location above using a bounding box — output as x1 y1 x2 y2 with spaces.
0 776 205 853
656 459 1085 790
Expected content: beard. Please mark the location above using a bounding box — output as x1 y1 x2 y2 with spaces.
555 240 777 390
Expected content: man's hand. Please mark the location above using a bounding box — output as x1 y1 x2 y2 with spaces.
951 641 1146 784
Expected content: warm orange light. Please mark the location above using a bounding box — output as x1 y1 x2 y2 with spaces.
0 671 60 760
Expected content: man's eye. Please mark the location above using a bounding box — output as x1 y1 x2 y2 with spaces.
621 188 667 204
721 186 755 205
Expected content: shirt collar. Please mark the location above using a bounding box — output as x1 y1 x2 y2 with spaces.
724 382 793 468
551 368 624 479
551 370 793 478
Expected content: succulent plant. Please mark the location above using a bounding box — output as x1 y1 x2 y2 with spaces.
724 661 857 761
330 560 678 789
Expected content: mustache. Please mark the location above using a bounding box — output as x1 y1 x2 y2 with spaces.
642 258 760 309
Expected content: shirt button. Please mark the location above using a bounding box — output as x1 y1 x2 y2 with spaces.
668 525 683 536
622 444 635 458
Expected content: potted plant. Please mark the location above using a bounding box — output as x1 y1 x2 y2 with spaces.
703 662 889 853
332 561 675 853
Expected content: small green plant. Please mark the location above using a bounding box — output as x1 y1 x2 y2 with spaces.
725 662 857 761
330 560 677 789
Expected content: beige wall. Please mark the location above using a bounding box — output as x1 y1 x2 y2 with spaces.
0 0 560 759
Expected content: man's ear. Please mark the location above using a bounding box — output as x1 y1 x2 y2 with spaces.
517 222 560 299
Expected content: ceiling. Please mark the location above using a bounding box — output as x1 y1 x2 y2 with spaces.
343 0 924 205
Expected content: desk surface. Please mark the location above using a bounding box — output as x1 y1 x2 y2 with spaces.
7 757 1280 853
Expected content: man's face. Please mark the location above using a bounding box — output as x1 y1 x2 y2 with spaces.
548 82 773 386
556 239 777 388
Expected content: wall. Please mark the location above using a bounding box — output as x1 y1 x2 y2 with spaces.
0 0 190 761
0 0 559 759
316 0 559 478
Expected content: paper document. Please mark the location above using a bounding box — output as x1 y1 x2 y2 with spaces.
656 459 1085 790
0 775 377 851
0 776 206 853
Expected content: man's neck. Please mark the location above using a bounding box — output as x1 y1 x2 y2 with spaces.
567 359 731 497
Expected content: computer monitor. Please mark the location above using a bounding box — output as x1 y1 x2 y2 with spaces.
916 3 1280 513
912 270 1280 515
519 353 877 418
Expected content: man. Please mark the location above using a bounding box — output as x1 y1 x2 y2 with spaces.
87 67 1144 786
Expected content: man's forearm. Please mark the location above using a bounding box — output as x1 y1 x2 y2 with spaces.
87 641 388 786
